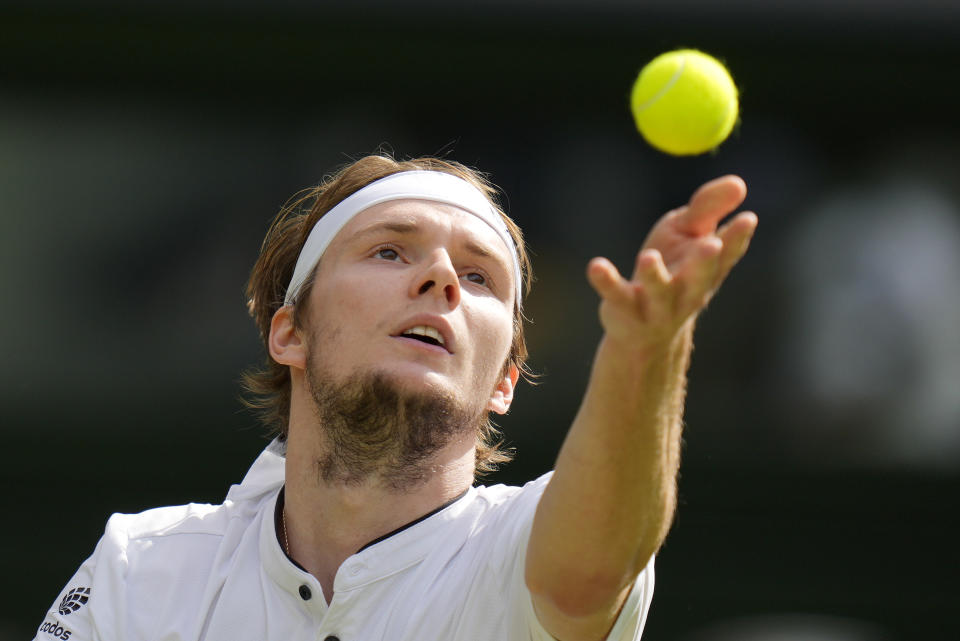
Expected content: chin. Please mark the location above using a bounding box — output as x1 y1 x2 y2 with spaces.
367 366 458 400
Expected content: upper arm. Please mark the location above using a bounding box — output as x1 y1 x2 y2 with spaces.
33 540 110 641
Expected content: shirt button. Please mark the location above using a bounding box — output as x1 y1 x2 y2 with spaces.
298 585 312 600
349 565 361 576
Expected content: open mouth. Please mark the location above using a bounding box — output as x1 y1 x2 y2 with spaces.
400 325 447 350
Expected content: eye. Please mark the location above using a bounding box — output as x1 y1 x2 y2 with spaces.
463 272 488 287
374 247 401 261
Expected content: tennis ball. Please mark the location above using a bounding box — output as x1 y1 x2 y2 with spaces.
630 49 739 156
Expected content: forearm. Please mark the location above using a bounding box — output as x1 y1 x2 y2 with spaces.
527 321 692 612
525 176 755 640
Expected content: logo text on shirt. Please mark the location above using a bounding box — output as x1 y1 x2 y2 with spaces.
38 620 73 640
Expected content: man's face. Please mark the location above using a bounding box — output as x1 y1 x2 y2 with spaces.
301 199 517 414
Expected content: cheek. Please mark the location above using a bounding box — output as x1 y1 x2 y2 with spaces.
467 303 514 365
327 277 369 313
316 273 392 331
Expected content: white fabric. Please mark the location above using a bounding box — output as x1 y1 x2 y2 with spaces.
33 442 654 641
285 171 523 307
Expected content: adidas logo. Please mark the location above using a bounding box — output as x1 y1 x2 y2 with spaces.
58 587 90 615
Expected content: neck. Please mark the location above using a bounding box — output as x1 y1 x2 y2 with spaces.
281 416 476 602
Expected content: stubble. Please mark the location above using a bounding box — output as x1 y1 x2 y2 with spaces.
306 364 486 492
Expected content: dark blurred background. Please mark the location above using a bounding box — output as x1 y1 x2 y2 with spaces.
3 1 958 639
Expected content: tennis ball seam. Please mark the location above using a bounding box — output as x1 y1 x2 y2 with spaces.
631 56 687 115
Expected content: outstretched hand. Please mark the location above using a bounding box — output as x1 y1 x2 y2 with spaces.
587 175 758 349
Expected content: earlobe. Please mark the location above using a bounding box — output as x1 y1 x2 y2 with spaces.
487 365 520 415
268 305 306 370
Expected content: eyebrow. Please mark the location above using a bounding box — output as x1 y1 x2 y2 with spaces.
352 219 420 240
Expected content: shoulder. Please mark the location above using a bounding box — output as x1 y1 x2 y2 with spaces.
103 493 268 579
93 498 244 568
106 497 252 544
34 442 286 641
473 471 553 511
451 472 553 558
33 491 275 641
99 445 280 560
98 491 270 584
467 471 553 530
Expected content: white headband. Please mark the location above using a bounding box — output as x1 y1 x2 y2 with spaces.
284 170 522 308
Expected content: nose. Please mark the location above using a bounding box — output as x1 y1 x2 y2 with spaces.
412 250 461 309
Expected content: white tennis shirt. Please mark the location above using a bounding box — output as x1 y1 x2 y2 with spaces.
34 440 655 641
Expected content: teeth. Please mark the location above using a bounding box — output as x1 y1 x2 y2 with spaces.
402 325 445 346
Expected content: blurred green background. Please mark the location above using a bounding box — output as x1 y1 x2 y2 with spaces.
2 2 958 639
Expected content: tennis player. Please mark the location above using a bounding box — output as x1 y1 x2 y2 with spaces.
34 155 757 641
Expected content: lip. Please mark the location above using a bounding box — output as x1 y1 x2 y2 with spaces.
391 314 455 354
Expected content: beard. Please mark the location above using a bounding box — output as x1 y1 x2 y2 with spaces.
305 359 488 492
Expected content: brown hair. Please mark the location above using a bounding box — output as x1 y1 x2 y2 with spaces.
242 154 532 476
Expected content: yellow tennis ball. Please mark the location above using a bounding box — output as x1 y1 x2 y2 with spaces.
630 49 739 156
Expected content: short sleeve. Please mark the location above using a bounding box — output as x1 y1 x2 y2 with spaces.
477 474 656 641
513 524 656 641
32 515 129 641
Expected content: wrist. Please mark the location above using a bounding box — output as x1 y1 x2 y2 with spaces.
599 317 694 361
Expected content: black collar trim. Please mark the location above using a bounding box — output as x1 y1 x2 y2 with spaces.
274 485 470 561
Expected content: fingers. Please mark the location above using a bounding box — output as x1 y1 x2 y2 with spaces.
674 236 723 313
586 257 631 306
588 253 669 312
675 212 756 307
632 249 672 315
715 211 758 282
674 175 747 236
589 253 666 327
632 248 671 284
589 207 756 333
590 185 757 342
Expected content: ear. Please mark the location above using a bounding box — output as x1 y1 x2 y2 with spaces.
268 305 307 370
487 364 520 415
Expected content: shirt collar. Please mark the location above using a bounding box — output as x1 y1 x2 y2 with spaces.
226 438 286 503
247 439 482 596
